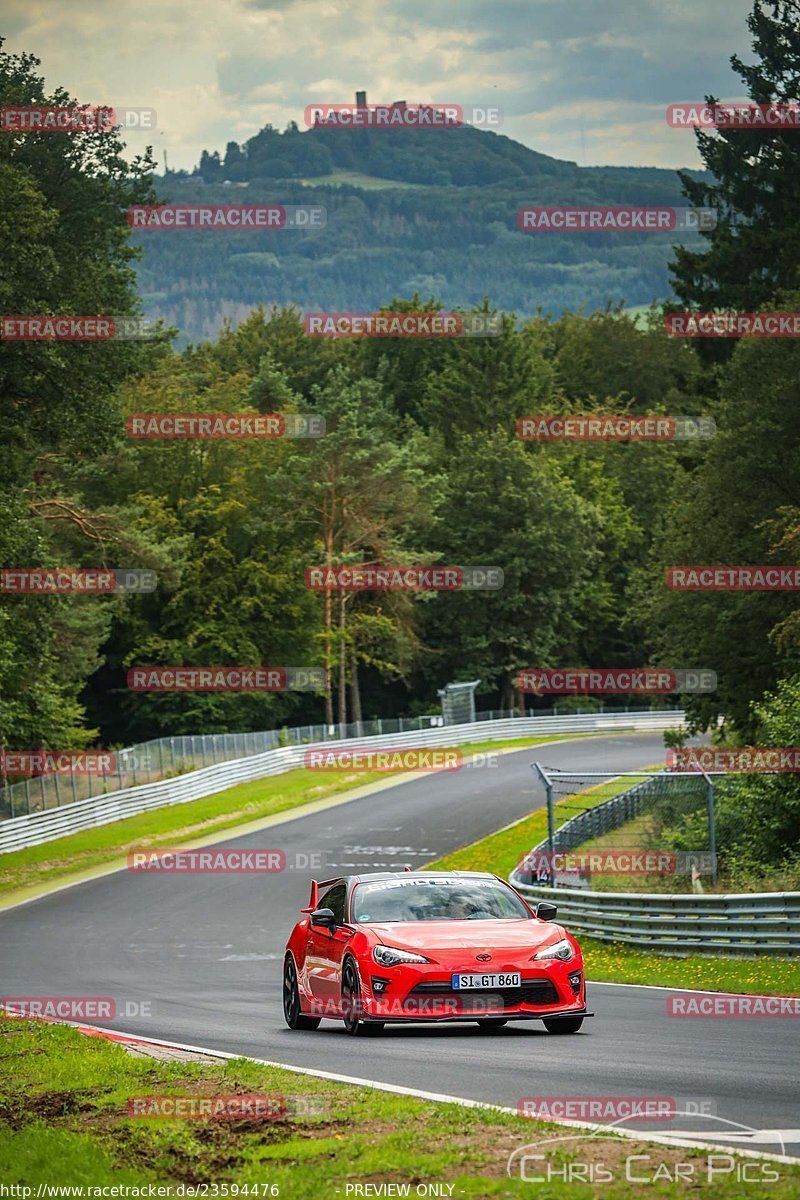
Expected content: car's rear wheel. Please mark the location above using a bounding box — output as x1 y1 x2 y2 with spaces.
543 1016 584 1034
477 1019 508 1031
342 959 383 1036
283 956 321 1030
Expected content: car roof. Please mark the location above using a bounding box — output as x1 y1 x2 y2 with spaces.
314 871 506 898
344 870 501 886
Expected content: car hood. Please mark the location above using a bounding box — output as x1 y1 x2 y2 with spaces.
369 919 566 952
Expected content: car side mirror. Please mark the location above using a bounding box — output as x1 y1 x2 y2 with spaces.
309 907 336 929
535 902 558 922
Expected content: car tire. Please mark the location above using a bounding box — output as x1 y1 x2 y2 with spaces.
477 1019 508 1031
342 959 383 1036
283 955 321 1030
543 1016 584 1034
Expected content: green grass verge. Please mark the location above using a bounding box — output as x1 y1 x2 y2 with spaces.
577 811 666 884
429 770 800 994
576 936 800 994
431 770 641 880
574 807 800 896
2 1016 798 1197
0 734 593 900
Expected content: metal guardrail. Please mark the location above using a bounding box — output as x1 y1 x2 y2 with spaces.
0 703 665 820
511 880 800 956
510 775 800 956
0 710 684 854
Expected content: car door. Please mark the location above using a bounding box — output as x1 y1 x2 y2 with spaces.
305 883 352 1013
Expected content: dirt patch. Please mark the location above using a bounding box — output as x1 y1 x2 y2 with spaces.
0 1088 100 1128
105 1123 243 1185
502 1123 716 1186
102 1108 361 1185
421 1119 716 1182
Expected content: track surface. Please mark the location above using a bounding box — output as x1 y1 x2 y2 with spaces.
1 733 797 1155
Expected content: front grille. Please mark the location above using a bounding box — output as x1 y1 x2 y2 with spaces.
406 978 559 1007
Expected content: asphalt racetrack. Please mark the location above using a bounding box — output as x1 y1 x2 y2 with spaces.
1 733 797 1156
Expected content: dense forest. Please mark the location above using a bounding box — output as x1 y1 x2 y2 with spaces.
2 0 800 880
135 128 710 344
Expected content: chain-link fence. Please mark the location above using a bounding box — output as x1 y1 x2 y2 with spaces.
0 718 432 820
0 704 671 822
516 767 717 892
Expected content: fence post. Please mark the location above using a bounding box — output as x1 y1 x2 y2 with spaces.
532 762 556 889
705 773 717 885
546 781 556 886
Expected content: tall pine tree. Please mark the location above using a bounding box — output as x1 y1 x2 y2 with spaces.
671 1 800 314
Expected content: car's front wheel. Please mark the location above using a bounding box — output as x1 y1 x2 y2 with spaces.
543 1016 584 1034
283 956 321 1030
342 959 383 1036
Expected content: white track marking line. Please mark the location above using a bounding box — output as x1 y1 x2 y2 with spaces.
587 980 786 995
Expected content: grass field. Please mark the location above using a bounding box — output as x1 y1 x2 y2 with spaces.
297 168 422 189
570 806 800 896
0 733 593 902
2 1015 797 1198
623 302 663 328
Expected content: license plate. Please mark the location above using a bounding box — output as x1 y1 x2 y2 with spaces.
452 972 521 990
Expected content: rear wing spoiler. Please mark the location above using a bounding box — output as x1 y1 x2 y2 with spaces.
301 877 341 913
301 868 412 913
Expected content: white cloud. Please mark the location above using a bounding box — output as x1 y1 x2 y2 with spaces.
2 0 756 170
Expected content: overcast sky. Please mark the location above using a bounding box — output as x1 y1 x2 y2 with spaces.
3 0 756 172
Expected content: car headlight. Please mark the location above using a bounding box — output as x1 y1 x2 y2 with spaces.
373 945 430 967
534 938 574 962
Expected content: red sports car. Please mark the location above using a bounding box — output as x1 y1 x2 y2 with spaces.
282 870 590 1036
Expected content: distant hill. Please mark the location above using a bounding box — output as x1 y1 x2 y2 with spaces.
137 120 709 345
195 118 578 188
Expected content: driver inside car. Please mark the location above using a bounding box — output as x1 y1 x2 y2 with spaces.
447 891 478 919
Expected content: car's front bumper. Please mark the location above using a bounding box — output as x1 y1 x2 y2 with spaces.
360 963 587 1022
358 1005 593 1025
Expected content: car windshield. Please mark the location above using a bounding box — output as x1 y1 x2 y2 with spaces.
351 877 530 923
